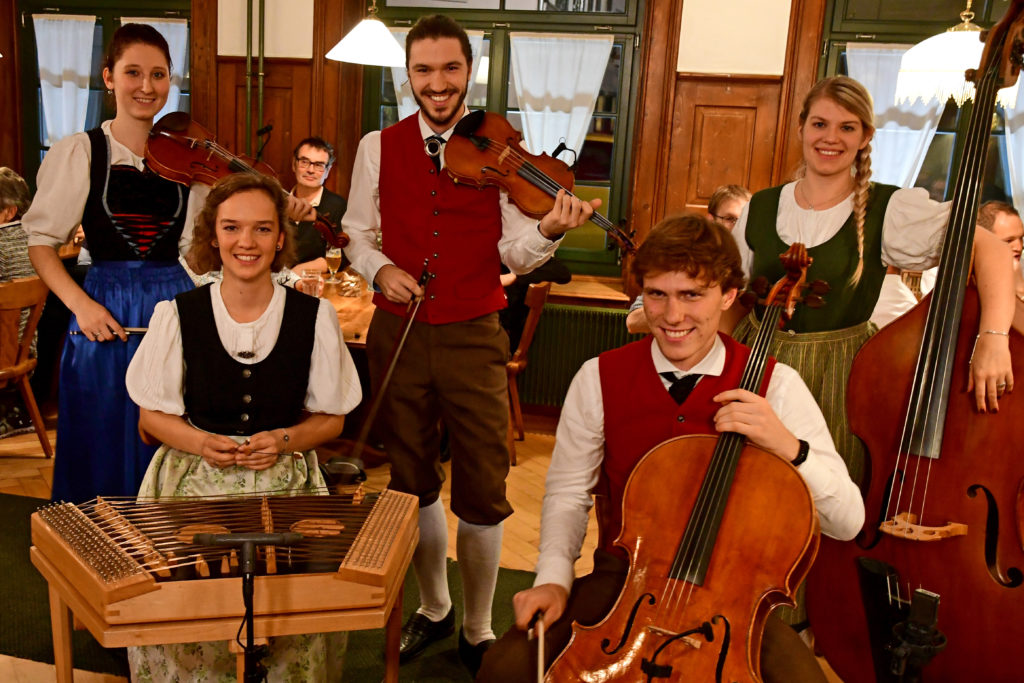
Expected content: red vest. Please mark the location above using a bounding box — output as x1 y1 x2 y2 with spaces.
377 114 507 324
596 334 776 558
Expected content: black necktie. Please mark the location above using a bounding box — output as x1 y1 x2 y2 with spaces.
660 372 702 405
425 135 445 170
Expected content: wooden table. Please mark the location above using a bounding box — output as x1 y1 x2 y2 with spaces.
325 278 375 349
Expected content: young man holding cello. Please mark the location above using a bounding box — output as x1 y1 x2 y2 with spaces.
342 13 598 675
478 215 864 683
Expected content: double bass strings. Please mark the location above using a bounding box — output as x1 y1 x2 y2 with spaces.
889 61 999 538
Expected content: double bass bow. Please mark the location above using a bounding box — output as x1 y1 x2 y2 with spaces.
443 110 637 255
805 4 1024 681
545 245 823 682
144 112 349 250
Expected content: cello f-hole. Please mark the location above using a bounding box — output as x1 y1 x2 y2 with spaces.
967 483 1024 587
601 592 656 655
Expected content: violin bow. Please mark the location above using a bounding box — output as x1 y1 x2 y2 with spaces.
343 261 432 466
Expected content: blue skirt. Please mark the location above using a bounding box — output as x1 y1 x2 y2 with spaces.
50 261 194 503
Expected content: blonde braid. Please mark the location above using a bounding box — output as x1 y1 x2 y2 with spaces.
849 142 872 287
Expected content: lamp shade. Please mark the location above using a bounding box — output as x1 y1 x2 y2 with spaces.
326 17 405 68
895 28 1019 107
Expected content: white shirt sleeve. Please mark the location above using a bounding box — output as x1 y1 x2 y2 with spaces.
342 132 394 287
22 132 92 249
497 192 561 274
126 300 187 415
306 298 363 415
533 358 604 592
765 363 865 541
880 187 950 271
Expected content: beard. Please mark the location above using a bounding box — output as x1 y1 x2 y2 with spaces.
412 80 469 131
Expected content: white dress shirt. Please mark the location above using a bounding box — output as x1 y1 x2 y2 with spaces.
342 110 561 287
533 335 865 593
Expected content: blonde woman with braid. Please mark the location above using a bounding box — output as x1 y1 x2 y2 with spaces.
731 76 1014 489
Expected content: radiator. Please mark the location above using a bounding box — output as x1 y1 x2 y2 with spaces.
518 304 643 407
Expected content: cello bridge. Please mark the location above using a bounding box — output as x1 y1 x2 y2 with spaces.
646 625 702 649
879 512 968 541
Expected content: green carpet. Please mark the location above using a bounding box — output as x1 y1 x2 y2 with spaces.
0 492 535 681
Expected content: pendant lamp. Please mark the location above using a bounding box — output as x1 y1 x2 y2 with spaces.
894 0 1018 107
325 0 405 68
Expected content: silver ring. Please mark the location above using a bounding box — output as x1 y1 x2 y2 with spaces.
997 382 1007 388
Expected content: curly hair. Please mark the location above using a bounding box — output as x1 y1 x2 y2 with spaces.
632 214 745 293
189 174 296 275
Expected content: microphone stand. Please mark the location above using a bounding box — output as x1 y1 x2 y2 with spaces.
192 532 303 682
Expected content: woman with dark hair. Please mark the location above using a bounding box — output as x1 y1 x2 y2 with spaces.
23 23 208 502
125 172 360 681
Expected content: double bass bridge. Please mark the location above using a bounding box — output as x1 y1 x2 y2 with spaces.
880 512 968 541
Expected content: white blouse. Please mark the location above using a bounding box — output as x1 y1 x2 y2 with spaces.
732 182 951 278
126 282 362 418
22 120 208 253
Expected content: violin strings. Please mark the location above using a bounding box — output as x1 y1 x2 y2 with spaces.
468 137 632 247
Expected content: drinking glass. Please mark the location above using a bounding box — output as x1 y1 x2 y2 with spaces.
299 268 324 297
325 247 343 284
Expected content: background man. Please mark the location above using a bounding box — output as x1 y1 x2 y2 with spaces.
342 13 598 675
478 214 864 682
289 136 347 275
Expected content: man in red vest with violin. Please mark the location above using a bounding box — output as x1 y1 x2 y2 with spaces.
477 215 865 682
342 13 598 676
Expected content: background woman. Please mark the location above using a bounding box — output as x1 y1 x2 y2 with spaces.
23 24 207 502
125 172 361 680
731 75 1014 488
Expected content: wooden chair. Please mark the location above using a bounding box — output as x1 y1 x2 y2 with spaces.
0 276 53 457
506 281 551 465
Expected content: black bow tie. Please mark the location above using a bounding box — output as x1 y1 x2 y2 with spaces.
660 372 702 405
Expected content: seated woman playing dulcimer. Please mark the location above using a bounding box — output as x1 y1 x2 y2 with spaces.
125 173 362 681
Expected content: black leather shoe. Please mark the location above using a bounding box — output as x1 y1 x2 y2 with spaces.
399 608 455 664
458 628 496 677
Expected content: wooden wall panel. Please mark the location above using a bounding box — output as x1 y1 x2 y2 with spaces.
664 76 781 216
0 0 23 172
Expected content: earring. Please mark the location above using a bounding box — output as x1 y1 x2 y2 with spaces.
212 241 218 247
106 89 113 95
276 245 282 251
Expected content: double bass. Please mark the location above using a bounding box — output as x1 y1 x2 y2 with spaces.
805 5 1024 681
546 245 822 682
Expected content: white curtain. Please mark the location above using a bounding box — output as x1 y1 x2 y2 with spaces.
1002 73 1024 212
121 17 189 123
389 30 486 122
33 14 96 146
509 32 612 159
846 43 945 188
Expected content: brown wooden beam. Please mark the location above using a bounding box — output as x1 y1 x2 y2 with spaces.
0 0 23 172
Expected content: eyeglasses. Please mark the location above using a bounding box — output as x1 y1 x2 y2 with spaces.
710 213 739 228
295 157 328 172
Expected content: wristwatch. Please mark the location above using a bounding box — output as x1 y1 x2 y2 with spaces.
792 439 810 467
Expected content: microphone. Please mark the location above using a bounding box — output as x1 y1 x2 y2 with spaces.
255 123 273 137
192 532 302 547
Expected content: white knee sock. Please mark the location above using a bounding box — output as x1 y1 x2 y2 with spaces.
412 499 452 622
457 519 503 644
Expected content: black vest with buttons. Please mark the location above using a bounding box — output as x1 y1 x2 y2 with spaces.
176 284 318 436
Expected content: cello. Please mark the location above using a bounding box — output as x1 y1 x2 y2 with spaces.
805 5 1024 681
545 245 822 682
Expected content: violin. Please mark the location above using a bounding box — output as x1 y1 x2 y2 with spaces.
444 110 636 254
546 245 821 682
805 4 1024 681
145 112 349 249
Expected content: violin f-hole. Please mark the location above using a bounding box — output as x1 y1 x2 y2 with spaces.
600 592 655 655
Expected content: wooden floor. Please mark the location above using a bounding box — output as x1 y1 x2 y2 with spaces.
0 421 841 682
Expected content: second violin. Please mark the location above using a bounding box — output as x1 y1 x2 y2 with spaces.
145 112 349 249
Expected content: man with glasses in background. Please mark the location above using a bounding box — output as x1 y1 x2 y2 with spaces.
290 137 348 275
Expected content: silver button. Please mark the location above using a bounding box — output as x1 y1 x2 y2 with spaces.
242 394 252 404
433 253 439 258
242 369 252 379
240 413 250 422
433 231 439 237
429 294 436 300
433 210 439 216
677 415 685 422
431 190 437 197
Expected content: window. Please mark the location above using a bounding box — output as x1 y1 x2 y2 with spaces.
366 1 643 276
18 0 190 190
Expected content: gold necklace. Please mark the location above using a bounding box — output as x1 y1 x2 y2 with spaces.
797 180 853 211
